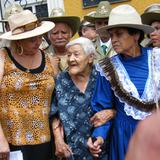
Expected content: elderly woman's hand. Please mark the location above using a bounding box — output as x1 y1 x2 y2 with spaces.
0 135 10 160
90 109 116 127
87 136 104 158
55 138 72 158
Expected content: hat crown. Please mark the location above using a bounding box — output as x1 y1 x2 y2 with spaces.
4 3 23 20
8 10 37 31
50 8 65 17
108 4 142 26
95 1 111 17
144 4 160 14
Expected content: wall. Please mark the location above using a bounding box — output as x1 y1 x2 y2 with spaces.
64 0 160 19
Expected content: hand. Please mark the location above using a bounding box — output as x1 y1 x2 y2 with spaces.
90 109 116 127
87 137 104 157
55 139 72 158
48 55 61 76
0 135 10 160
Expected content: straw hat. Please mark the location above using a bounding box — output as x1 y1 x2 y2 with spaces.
0 10 55 40
141 4 160 25
97 4 154 34
0 3 23 22
84 1 111 23
42 8 80 36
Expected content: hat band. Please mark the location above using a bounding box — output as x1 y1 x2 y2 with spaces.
12 21 41 35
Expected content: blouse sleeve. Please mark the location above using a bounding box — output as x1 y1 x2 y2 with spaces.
91 73 114 140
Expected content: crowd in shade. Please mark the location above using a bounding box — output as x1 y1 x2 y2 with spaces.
0 1 160 160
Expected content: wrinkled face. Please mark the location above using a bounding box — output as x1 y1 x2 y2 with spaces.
82 26 98 41
67 44 93 76
49 22 72 48
150 21 160 47
109 28 138 56
18 36 42 55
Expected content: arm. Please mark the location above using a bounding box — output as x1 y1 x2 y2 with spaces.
50 81 72 159
88 73 114 156
90 109 116 127
48 54 61 77
0 49 10 159
52 118 72 158
92 73 114 139
0 123 10 159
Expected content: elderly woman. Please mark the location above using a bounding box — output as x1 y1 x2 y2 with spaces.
141 3 160 47
87 4 159 160
50 37 110 160
0 10 55 160
43 8 80 75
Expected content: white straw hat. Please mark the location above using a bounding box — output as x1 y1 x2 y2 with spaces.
0 10 55 40
97 4 154 34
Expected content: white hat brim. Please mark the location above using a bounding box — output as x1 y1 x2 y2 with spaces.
0 21 55 40
97 24 154 35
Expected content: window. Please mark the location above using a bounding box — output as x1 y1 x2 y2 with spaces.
35 4 48 18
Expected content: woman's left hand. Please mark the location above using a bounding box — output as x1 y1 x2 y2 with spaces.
90 109 116 127
55 139 72 158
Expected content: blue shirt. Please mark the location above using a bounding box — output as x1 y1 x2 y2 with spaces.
50 65 108 160
92 47 150 160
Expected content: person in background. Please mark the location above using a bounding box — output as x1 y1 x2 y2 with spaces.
78 20 98 42
87 4 157 160
42 8 80 75
0 10 55 160
141 3 160 47
0 3 23 48
126 111 160 160
78 11 98 43
84 1 115 61
50 37 113 160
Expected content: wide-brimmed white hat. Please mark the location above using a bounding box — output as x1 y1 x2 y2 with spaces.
97 4 154 34
0 10 55 40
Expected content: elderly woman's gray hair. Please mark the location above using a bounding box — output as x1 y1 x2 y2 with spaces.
66 37 96 55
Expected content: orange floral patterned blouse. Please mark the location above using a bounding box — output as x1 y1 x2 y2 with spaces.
0 49 55 146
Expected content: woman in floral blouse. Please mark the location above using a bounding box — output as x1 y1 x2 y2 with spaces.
50 37 114 160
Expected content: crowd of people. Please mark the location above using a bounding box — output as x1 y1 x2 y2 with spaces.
0 1 160 160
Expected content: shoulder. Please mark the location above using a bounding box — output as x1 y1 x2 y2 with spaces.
56 71 69 83
0 47 8 59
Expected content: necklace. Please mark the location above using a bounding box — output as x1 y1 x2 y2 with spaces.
19 51 40 73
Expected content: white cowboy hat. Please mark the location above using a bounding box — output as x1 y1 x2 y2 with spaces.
97 4 154 34
0 10 55 40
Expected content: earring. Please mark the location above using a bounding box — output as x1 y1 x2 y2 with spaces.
17 45 23 56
